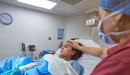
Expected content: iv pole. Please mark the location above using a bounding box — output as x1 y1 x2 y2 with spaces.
89 26 92 39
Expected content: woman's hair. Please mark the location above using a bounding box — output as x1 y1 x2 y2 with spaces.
104 9 130 31
71 42 83 60
118 14 130 31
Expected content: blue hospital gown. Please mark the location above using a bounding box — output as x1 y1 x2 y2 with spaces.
69 60 84 75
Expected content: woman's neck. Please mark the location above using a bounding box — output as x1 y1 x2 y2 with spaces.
119 34 130 44
62 57 71 61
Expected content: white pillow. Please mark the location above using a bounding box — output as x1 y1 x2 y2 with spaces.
54 48 61 57
75 39 102 75
54 39 102 75
74 39 100 47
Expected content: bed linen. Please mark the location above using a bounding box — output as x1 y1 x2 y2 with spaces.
0 55 79 75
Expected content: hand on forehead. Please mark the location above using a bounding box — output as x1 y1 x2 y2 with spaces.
62 41 75 49
67 40 76 44
64 41 72 46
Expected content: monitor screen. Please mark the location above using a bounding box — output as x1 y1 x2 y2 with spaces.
29 45 36 51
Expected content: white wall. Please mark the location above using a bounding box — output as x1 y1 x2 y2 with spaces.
0 3 66 60
66 16 89 39
66 16 114 48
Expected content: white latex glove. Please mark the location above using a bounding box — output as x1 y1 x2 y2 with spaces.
19 62 41 71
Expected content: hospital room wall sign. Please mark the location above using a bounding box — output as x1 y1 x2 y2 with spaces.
57 28 64 40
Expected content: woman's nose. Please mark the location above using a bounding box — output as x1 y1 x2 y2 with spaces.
61 46 64 49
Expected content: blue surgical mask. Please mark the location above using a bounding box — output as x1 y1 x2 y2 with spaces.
98 21 117 44
98 11 130 44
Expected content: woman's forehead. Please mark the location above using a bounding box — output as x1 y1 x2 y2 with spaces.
64 42 71 46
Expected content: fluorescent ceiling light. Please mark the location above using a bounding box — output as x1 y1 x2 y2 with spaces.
17 0 57 9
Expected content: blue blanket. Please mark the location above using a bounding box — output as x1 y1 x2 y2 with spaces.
0 56 51 75
0 56 84 75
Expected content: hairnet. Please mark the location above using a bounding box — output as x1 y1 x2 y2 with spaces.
99 0 130 16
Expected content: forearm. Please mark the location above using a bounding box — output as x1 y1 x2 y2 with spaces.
79 46 108 58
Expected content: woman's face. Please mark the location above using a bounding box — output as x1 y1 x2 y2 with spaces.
99 8 115 34
99 8 120 42
59 42 76 60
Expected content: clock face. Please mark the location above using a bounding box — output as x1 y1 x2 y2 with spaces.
0 13 13 25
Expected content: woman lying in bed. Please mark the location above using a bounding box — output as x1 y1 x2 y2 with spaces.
58 41 84 74
0 41 84 75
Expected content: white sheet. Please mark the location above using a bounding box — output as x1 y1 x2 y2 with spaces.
43 54 78 75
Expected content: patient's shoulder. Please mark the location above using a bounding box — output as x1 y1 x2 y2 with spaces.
68 60 83 68
68 60 78 64
68 60 84 75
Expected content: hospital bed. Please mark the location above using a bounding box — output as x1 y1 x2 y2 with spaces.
0 39 102 75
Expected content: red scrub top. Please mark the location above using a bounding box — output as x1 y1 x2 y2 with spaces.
91 39 130 75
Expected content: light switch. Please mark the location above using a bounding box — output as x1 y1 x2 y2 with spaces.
48 37 51 40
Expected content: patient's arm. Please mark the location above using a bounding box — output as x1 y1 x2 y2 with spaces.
19 62 41 71
69 40 108 59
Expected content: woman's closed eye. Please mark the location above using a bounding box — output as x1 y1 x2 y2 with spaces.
64 45 69 48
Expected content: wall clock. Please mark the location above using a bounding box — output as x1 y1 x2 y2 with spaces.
0 13 13 25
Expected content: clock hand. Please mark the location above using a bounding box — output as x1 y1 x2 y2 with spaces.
2 16 9 20
4 17 9 20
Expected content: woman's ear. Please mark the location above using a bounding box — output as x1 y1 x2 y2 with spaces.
115 14 123 23
72 50 76 55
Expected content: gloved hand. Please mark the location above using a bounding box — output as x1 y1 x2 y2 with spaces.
68 40 81 50
19 62 41 71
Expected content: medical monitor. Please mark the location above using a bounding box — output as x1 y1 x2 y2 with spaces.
28 45 36 51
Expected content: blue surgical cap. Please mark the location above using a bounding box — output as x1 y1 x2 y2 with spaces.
99 0 130 16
